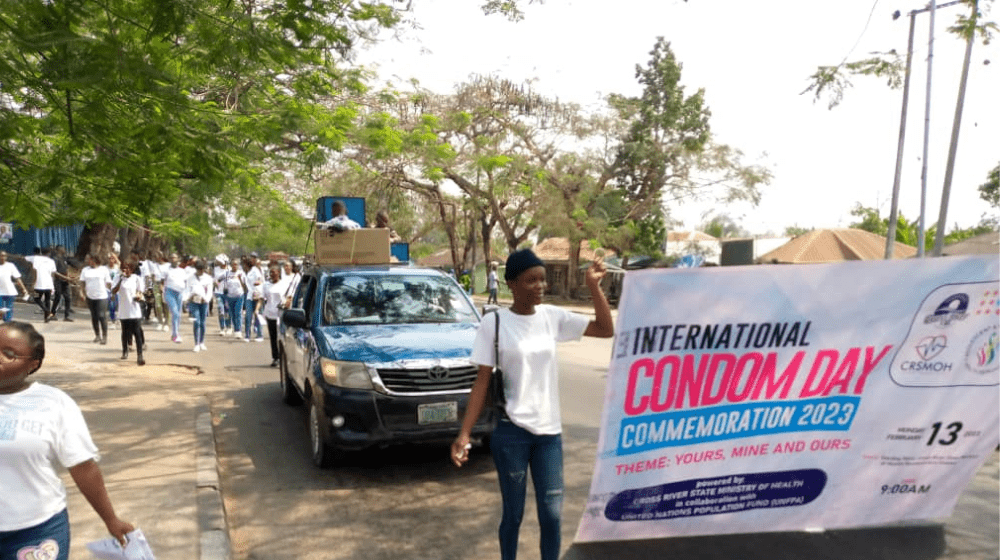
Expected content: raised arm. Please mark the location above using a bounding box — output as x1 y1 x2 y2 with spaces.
583 259 614 338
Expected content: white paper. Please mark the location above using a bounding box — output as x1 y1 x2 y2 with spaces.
86 528 156 560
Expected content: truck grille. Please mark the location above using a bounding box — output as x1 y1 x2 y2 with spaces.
376 365 479 394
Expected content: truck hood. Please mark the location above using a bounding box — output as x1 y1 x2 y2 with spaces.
315 323 478 363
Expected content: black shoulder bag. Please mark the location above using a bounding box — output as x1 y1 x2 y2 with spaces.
487 311 507 414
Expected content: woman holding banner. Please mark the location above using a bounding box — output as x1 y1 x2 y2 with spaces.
450 248 614 560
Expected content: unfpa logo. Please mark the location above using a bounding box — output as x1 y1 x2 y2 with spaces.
923 293 968 327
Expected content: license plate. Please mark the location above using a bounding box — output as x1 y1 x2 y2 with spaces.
418 402 458 425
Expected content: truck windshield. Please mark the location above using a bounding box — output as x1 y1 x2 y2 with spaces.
321 274 478 326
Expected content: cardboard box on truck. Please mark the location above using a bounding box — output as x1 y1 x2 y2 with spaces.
315 228 390 265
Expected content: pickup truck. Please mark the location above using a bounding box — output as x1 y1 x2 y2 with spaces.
279 264 497 467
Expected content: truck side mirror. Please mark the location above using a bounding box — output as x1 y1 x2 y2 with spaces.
282 308 307 328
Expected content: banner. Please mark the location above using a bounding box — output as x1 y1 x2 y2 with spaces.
576 255 999 542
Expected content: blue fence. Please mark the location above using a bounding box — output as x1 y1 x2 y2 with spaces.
0 223 84 256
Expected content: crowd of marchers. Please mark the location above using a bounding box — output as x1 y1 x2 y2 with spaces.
0 247 301 368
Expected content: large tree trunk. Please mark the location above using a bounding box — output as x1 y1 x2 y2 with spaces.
76 223 119 262
567 238 581 299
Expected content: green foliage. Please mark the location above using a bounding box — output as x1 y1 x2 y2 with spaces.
979 162 999 207
784 225 812 237
0 0 402 240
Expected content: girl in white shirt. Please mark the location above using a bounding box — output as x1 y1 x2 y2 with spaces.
0 321 133 559
79 255 112 345
112 261 146 366
451 249 614 560
186 261 214 352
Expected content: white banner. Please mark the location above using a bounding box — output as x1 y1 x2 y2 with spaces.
576 255 999 542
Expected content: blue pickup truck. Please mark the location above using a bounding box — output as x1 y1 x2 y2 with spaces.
279 264 496 467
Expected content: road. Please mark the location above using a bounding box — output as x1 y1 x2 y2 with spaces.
201 330 999 560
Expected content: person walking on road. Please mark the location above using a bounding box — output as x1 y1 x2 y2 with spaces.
79 255 112 345
0 321 134 559
162 254 188 343
186 261 213 352
262 266 289 367
487 262 499 305
451 248 614 560
25 248 57 322
0 251 29 322
112 261 145 365
242 256 264 342
212 255 230 335
222 259 245 339
48 246 75 323
106 252 121 331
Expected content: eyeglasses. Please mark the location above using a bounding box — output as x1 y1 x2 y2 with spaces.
0 348 34 362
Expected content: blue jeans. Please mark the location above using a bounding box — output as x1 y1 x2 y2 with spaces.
490 420 564 560
0 295 14 322
215 294 229 330
224 294 244 334
164 288 183 339
190 301 208 345
0 508 70 560
243 297 261 339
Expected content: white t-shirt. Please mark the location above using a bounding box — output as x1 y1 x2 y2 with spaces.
26 255 57 291
80 265 112 300
221 269 245 297
115 274 144 320
263 277 291 320
470 306 589 435
212 267 227 295
245 267 264 300
164 265 188 293
0 383 100 531
0 261 22 296
186 272 213 304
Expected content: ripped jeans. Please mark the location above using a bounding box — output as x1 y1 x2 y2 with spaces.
490 419 563 560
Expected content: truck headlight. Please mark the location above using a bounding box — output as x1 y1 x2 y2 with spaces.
320 358 374 390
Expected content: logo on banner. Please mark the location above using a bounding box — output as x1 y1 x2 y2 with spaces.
915 336 947 361
966 326 999 375
890 281 999 387
923 293 969 327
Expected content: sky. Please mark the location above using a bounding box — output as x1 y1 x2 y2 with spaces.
358 0 1000 237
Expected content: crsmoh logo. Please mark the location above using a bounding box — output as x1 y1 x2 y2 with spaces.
924 293 969 327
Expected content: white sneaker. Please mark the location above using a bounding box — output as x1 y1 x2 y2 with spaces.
242 338 250 343
254 337 264 342
193 344 201 352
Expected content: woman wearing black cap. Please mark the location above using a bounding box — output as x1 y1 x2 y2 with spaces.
451 248 614 560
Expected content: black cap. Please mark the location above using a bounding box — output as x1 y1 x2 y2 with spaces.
504 249 545 281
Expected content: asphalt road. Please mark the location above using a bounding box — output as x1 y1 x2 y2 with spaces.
198 329 999 560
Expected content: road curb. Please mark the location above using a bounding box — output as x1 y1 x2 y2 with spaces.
196 399 231 560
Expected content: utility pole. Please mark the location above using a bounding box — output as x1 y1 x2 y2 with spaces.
917 0 938 258
885 0 965 259
933 0 978 256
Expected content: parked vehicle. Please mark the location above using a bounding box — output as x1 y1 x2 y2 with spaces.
279 264 497 467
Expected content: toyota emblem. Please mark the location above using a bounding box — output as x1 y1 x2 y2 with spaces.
428 366 449 380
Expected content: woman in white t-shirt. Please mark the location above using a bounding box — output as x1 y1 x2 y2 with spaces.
0 250 29 322
0 321 133 559
262 266 290 368
185 261 214 352
111 261 145 366
79 254 112 345
451 249 614 560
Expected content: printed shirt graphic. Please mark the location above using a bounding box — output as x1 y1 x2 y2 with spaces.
0 383 99 531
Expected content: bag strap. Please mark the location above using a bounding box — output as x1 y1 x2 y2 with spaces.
493 310 500 372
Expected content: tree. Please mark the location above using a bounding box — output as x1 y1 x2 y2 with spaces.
979 162 1000 212
700 213 750 239
0 0 404 257
784 225 812 237
802 0 997 108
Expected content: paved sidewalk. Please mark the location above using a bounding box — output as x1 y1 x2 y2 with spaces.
10 305 232 560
